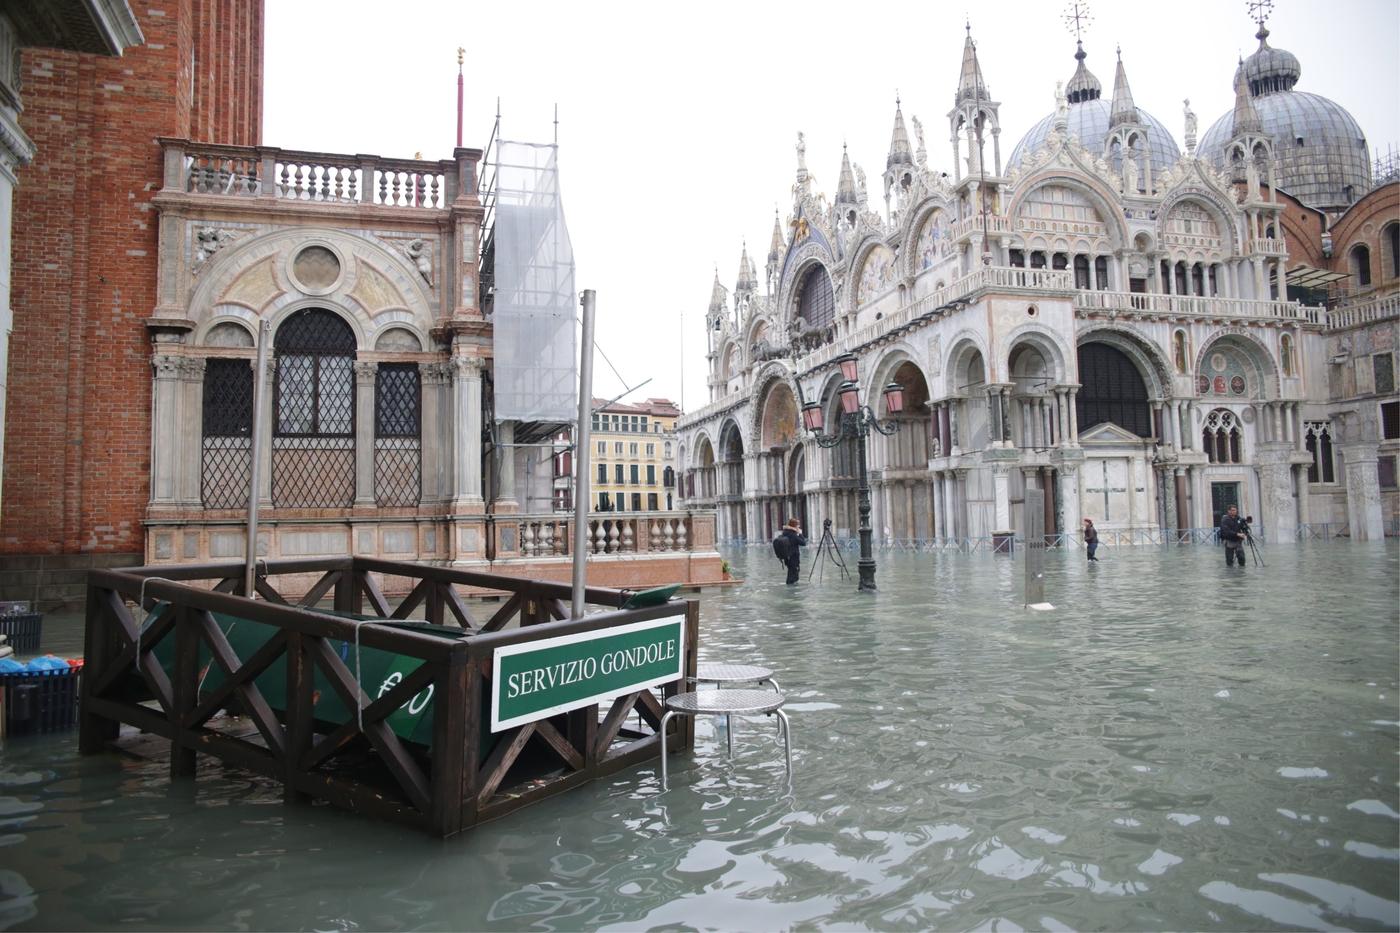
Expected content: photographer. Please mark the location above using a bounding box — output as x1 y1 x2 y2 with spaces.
776 518 807 585
1219 505 1248 569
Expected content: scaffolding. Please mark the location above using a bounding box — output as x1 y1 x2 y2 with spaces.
479 130 577 435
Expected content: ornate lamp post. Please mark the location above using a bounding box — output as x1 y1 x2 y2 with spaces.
801 353 904 592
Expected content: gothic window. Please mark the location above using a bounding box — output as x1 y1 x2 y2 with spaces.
1304 421 1335 482
201 359 253 509
374 364 421 507
1076 343 1152 437
1281 334 1295 378
272 308 356 508
1203 409 1244 464
796 265 835 331
1351 244 1372 288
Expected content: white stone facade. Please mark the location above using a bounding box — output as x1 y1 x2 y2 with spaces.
677 30 1395 548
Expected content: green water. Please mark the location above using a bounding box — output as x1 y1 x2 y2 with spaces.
1 541 1397 931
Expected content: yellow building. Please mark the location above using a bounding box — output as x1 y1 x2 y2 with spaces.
590 398 680 512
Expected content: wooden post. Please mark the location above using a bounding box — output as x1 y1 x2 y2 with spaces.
170 604 198 778
283 631 314 804
461 659 483 829
429 650 468 836
334 567 361 615
78 586 119 754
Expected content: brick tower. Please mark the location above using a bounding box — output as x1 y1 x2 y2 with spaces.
2 2 264 606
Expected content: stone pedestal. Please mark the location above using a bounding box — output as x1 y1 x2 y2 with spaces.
1256 444 1298 544
1340 443 1385 541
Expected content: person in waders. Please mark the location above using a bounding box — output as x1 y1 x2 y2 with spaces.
774 518 807 585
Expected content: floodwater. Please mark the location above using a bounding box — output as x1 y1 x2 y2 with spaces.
1 540 1398 931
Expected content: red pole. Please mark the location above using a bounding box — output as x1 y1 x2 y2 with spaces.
455 47 464 148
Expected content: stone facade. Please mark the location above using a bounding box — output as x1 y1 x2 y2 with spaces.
678 23 1397 549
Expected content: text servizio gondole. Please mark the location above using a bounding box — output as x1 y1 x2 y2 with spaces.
505 638 678 698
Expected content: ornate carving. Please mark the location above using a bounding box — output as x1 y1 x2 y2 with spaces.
403 238 434 286
193 226 239 272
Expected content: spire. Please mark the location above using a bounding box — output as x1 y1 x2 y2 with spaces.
735 241 756 293
768 210 785 262
955 25 989 104
1065 40 1102 103
886 97 913 169
1231 59 1262 135
1109 46 1139 127
708 267 728 315
835 143 857 205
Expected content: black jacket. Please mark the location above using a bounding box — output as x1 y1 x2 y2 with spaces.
1220 514 1246 544
1083 524 1098 544
781 528 807 565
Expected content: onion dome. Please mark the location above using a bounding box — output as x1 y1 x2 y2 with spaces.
1197 25 1369 212
1064 42 1101 103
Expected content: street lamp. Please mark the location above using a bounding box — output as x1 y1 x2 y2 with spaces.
801 360 903 592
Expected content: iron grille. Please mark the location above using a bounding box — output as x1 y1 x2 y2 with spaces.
797 266 836 330
272 309 356 508
201 358 253 509
1076 343 1152 437
375 364 421 507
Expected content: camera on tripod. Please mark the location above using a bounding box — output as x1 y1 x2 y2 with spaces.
1241 515 1254 537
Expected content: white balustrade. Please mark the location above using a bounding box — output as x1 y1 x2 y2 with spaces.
1325 293 1400 331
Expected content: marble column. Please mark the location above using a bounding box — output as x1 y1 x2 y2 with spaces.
1055 388 1069 447
1340 443 1385 541
992 464 1011 532
418 362 449 502
1058 465 1081 546
256 359 275 506
452 356 484 505
1174 467 1188 539
177 358 206 507
149 354 184 507
354 361 377 506
1067 388 1080 443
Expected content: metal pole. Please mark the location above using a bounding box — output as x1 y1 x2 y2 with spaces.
854 414 877 592
571 289 597 619
244 320 271 597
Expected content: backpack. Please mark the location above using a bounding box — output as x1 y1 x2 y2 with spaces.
772 533 792 563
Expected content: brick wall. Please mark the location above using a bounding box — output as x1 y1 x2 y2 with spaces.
3 1 263 556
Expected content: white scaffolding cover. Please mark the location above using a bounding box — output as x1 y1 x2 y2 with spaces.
492 140 577 423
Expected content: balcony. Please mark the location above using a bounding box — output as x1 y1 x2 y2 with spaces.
1324 292 1400 332
1075 289 1317 324
158 138 477 211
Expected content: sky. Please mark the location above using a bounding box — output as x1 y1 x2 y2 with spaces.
264 0 1400 413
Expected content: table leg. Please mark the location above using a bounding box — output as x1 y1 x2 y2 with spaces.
659 710 675 791
776 709 792 780
726 712 734 758
764 676 782 692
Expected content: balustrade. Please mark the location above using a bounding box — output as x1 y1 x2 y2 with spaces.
1075 289 1316 323
509 512 712 557
1325 293 1400 331
164 139 461 211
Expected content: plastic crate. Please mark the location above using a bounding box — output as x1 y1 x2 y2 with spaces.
0 612 43 654
1 664 81 736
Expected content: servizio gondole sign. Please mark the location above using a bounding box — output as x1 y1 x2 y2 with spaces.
491 616 686 732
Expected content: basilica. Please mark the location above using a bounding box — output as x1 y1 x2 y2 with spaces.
676 18 1399 548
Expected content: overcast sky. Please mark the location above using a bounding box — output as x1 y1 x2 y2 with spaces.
264 0 1400 412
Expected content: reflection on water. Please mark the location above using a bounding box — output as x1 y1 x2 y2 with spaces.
1 541 1397 930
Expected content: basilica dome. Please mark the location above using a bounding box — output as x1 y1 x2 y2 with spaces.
1007 46 1181 177
1196 28 1370 213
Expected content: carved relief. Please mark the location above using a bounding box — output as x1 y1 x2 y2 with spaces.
350 262 406 314
403 238 434 286
193 226 239 272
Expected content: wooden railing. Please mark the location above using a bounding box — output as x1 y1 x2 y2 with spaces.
81 557 698 837
160 138 475 210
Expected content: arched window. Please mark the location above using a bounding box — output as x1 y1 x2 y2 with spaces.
1076 343 1152 437
1173 330 1189 374
795 265 835 332
1280 333 1295 378
1351 244 1372 288
273 308 356 507
374 363 421 506
1384 223 1399 280
1073 254 1091 289
1304 421 1335 483
201 359 253 508
1203 408 1243 464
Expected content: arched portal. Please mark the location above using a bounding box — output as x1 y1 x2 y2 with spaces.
690 434 716 501
717 420 747 541
755 379 802 539
872 359 936 543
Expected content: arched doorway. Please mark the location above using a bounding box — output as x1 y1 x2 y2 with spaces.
756 379 801 539
717 420 747 542
873 359 935 542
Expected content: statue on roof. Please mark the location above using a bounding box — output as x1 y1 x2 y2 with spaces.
796 132 807 173
1183 99 1198 155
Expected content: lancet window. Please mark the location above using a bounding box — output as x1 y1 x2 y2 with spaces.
1203 408 1243 464
1304 421 1335 483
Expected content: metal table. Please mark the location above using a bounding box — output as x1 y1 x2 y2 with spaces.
692 661 780 691
659 688 791 791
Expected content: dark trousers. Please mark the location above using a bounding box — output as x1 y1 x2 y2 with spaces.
785 559 800 584
1086 541 1098 560
1225 543 1245 567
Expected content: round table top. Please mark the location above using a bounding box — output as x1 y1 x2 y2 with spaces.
666 689 785 716
693 662 774 684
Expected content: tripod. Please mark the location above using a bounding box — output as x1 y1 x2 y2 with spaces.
1241 521 1264 567
809 518 851 583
